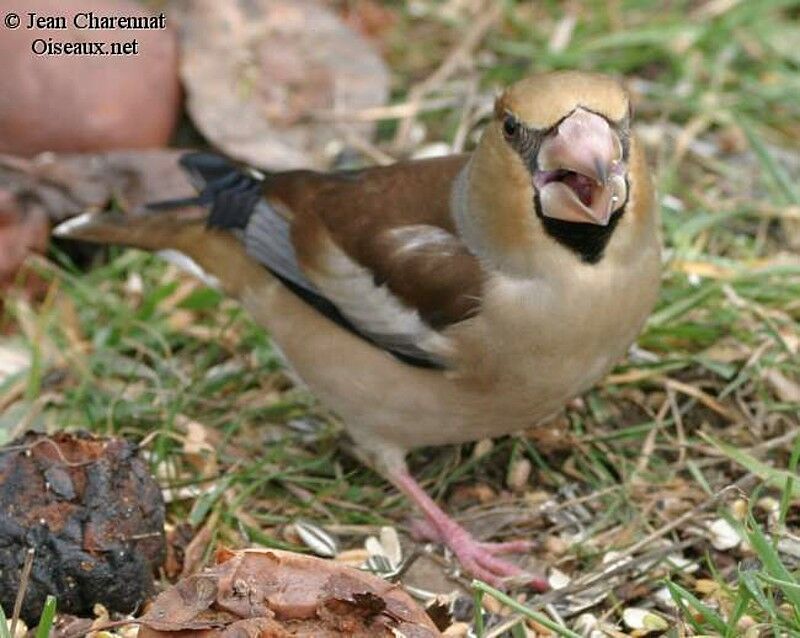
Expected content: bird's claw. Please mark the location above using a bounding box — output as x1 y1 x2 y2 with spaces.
411 517 547 590
445 528 548 591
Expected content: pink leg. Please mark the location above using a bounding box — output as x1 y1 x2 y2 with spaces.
409 518 535 554
391 469 548 591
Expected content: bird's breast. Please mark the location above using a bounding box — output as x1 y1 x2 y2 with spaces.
447 251 660 423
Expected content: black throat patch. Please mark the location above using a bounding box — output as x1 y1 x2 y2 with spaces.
504 108 631 265
534 196 626 264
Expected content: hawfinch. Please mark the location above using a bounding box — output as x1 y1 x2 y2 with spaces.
55 71 661 588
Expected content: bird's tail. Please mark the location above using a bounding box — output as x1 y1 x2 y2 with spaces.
52 152 267 294
52 206 201 251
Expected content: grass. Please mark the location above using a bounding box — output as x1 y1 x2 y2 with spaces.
1 0 799 635
0 595 56 638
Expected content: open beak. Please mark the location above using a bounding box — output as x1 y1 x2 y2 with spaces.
534 108 627 226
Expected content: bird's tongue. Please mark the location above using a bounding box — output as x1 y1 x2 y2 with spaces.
559 172 595 207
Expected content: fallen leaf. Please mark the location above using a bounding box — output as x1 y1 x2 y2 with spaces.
763 368 800 403
137 548 442 637
173 0 389 169
0 149 191 226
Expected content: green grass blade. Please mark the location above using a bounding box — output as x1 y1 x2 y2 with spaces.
0 605 11 638
739 569 780 624
745 516 800 611
740 119 800 205
473 587 485 638
471 581 581 638
703 435 800 497
780 433 800 526
647 283 719 327
724 585 752 638
665 580 729 635
34 596 57 638
757 572 800 596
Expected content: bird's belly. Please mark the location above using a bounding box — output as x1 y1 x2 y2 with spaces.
433 266 659 444
239 255 658 457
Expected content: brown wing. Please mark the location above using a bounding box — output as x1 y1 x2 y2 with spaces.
264 155 483 330
179 152 485 366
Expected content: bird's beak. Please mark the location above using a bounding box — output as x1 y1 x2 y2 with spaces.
534 108 627 226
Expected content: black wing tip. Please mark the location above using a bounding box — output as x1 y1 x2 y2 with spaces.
143 152 263 230
145 194 207 211
179 152 238 190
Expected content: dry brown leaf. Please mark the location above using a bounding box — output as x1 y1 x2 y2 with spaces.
763 368 800 403
0 189 49 292
137 548 442 637
0 149 192 225
173 0 389 169
180 514 218 579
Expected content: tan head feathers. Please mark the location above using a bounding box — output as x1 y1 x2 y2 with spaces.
496 71 629 129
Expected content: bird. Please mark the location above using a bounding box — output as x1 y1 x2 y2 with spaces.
54 71 661 589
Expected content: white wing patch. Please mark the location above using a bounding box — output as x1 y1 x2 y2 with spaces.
310 234 453 360
242 203 455 363
386 224 463 257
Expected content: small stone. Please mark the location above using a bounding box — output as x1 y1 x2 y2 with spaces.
665 553 699 574
442 621 470 637
707 518 741 550
653 586 678 608
506 457 532 492
622 607 669 632
548 567 571 590
543 535 569 556
472 439 493 459
737 615 756 631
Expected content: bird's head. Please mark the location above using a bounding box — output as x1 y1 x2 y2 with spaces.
457 71 646 273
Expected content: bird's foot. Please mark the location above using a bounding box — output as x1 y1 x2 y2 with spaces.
413 518 547 589
447 527 548 590
416 519 549 591
391 469 548 590
410 518 535 554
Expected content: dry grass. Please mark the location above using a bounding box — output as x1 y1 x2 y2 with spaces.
2 0 800 635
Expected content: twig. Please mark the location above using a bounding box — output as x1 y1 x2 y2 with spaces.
451 77 480 152
608 473 755 562
10 548 35 637
0 438 95 467
662 377 740 422
393 2 502 149
535 537 700 610
339 130 396 166
485 614 524 637
310 96 462 123
533 473 757 608
667 386 688 469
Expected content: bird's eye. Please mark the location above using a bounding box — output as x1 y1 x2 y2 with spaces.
502 114 519 139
